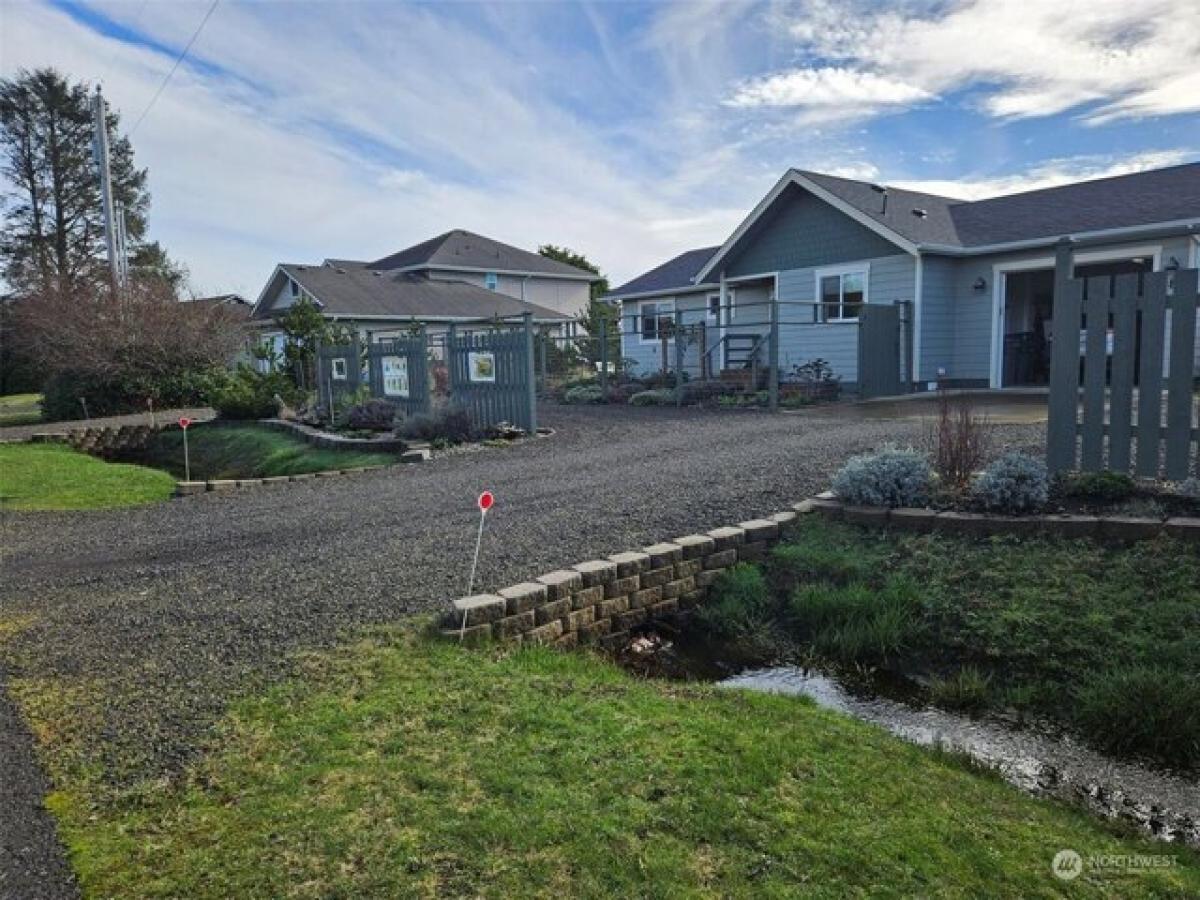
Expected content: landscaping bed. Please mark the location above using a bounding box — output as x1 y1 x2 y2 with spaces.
685 518 1200 771
33 626 1199 898
0 443 176 510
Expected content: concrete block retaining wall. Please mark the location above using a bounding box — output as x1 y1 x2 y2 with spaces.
447 512 798 649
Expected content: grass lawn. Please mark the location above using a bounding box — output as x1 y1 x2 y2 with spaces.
0 443 175 510
28 627 1198 898
0 392 43 427
134 423 400 480
701 519 1200 768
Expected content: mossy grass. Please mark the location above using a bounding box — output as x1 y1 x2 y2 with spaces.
0 391 43 426
136 423 400 480
31 627 1200 897
0 443 175 510
702 518 1200 768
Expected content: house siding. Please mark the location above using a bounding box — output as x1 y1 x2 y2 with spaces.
776 254 915 384
427 270 589 318
922 235 1200 386
725 183 904 278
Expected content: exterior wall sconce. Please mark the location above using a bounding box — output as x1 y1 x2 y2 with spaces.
972 276 987 292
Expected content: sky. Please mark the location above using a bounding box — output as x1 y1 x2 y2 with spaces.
1 0 1198 297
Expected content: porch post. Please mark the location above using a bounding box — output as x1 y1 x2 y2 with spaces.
674 309 685 407
718 271 729 374
768 286 780 412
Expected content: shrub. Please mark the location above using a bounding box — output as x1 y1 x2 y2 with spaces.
41 366 224 421
395 405 474 444
1063 470 1135 503
1074 667 1200 766
831 446 932 508
787 576 923 664
346 398 398 431
970 452 1049 514
927 392 990 492
929 667 993 712
694 564 779 659
563 384 605 404
629 389 675 406
209 367 290 420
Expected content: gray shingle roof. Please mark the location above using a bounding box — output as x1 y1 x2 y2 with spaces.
368 230 596 279
255 265 569 322
801 162 1200 248
606 246 719 299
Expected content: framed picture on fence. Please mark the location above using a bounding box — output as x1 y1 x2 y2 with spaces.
382 356 410 398
468 351 497 383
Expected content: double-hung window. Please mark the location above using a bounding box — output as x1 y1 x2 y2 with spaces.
639 301 675 342
484 272 498 291
816 266 868 322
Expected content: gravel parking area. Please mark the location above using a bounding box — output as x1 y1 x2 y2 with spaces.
0 403 1044 897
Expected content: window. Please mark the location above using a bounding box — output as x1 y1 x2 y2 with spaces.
707 295 720 321
331 358 348 381
816 266 868 321
484 272 498 291
639 301 675 342
289 278 300 299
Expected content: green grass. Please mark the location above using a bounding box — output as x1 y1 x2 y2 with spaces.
709 519 1200 767
0 443 175 510
135 424 400 479
0 392 43 427
36 627 1199 898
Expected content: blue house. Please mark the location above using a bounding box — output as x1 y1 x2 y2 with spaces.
607 163 1200 392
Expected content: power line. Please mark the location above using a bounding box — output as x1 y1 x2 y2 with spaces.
128 0 220 137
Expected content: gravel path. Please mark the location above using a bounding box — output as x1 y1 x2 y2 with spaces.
0 403 1045 897
0 407 213 443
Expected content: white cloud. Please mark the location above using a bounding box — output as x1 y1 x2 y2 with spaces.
892 150 1196 200
724 67 932 114
744 0 1200 125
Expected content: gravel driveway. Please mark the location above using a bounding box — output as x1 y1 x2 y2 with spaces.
0 403 1045 898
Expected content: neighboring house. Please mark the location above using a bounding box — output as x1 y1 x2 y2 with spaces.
607 163 1200 390
251 229 596 362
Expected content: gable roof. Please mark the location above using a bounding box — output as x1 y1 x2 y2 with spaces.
696 162 1200 281
253 264 569 323
368 229 597 280
605 246 719 300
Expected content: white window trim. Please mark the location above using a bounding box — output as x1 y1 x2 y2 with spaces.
814 263 870 323
987 243 1163 389
484 272 499 291
638 298 676 344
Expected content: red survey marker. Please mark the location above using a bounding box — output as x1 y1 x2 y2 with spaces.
178 417 192 429
478 490 494 513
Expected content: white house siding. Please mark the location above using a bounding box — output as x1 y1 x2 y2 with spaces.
427 270 590 318
776 253 915 385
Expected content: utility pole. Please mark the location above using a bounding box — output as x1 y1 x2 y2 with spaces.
92 86 125 291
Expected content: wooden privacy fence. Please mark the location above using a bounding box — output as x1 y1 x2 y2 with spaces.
1046 241 1199 479
318 314 537 433
446 319 537 434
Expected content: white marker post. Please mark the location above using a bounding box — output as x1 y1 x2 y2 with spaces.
460 490 495 641
179 417 192 482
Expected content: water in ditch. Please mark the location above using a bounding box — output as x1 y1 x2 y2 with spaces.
616 633 1199 848
721 665 1199 847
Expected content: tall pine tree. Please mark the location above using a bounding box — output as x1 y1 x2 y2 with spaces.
0 68 181 297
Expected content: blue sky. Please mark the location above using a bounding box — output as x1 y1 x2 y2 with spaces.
2 0 1197 295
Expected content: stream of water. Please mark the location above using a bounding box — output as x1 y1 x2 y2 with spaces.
719 666 1199 847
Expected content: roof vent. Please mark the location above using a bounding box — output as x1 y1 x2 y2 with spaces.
911 208 928 218
371 270 382 277
335 267 346 274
